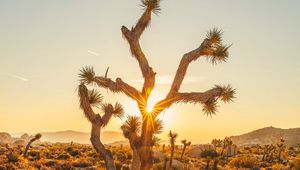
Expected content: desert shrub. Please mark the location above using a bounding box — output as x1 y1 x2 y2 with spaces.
272 163 289 170
57 152 70 160
28 149 40 160
289 158 300 170
122 164 130 170
116 152 126 162
44 160 57 167
200 149 218 159
72 159 92 168
66 147 80 157
115 160 122 170
6 152 19 162
228 156 258 169
153 162 164 170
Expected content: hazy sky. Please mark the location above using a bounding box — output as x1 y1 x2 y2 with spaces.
0 0 300 143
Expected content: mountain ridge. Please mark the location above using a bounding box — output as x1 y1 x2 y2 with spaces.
230 126 300 146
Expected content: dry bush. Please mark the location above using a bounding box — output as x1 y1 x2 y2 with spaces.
289 158 300 170
228 156 258 169
272 163 289 170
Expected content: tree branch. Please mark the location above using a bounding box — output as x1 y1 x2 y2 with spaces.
167 39 210 97
121 8 156 100
101 104 114 127
152 85 233 116
94 76 143 102
78 84 101 124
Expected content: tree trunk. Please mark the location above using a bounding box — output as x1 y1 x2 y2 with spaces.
205 160 210 170
169 147 174 169
132 148 141 170
90 124 116 170
180 145 186 160
278 150 281 162
139 116 154 170
23 140 33 158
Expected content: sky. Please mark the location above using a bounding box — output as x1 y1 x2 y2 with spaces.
0 0 300 143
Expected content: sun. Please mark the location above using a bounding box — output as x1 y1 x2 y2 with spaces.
145 90 164 113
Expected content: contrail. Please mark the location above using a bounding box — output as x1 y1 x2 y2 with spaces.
87 50 99 56
0 73 29 81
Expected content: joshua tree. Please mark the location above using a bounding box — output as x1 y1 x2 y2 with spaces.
162 144 166 152
78 0 235 169
23 133 42 158
211 139 222 151
168 130 178 169
180 139 191 161
220 137 233 158
276 138 285 162
78 83 124 170
121 116 142 170
121 115 163 170
200 149 218 170
262 144 275 162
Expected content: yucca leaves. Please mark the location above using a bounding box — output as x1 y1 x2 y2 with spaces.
140 0 162 14
79 66 95 84
202 99 217 116
153 119 163 134
168 130 178 145
215 84 236 103
88 89 103 107
33 133 42 140
112 102 125 118
121 116 141 139
206 28 223 45
205 28 232 64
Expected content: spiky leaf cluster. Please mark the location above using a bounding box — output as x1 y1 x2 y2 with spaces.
88 89 103 107
121 116 141 139
101 103 114 115
168 130 178 146
79 66 95 84
140 0 162 14
215 85 235 103
34 133 42 140
112 102 124 118
181 139 191 146
202 99 217 116
206 28 231 64
153 119 163 134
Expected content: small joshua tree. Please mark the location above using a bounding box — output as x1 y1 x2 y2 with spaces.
23 133 42 158
200 149 218 170
78 83 124 170
79 0 235 169
168 130 178 169
211 139 222 151
276 138 285 163
180 139 191 161
121 115 163 170
220 137 232 158
261 144 275 161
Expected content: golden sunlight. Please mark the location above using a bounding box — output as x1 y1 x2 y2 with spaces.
146 91 163 113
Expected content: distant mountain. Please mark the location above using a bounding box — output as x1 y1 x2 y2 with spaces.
2 130 124 144
40 130 124 144
230 126 300 146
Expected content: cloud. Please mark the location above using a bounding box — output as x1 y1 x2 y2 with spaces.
87 50 99 56
132 75 205 85
0 73 29 81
